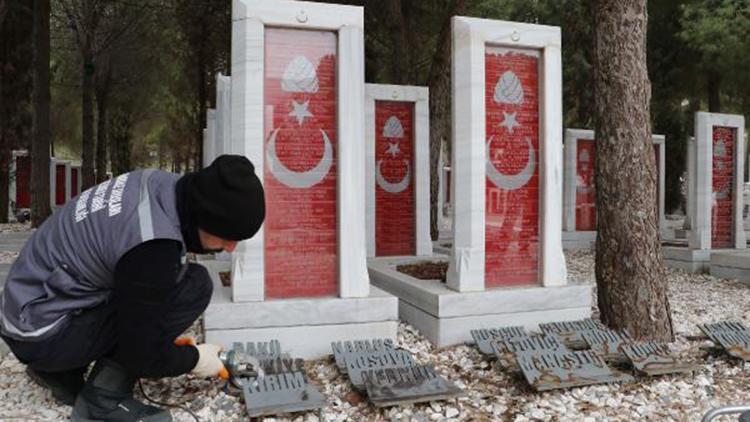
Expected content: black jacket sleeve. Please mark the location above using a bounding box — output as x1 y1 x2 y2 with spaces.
112 239 199 378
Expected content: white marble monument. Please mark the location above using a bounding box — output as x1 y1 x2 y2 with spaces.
369 17 590 347
203 0 397 358
664 112 746 273
562 129 667 249
202 109 216 167
7 150 30 221
364 83 432 258
49 158 71 209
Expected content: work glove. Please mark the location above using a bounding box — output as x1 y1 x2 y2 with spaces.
192 343 226 378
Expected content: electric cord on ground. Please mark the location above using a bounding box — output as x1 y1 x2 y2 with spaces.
138 379 201 422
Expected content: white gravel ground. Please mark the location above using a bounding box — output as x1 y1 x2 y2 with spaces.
2 230 750 420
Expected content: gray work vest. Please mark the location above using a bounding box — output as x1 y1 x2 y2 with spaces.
0 169 185 341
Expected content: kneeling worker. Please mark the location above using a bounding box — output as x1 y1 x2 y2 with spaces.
0 155 265 421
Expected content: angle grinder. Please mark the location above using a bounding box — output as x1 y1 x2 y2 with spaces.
218 349 265 391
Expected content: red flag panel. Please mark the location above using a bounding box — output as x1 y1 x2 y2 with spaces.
484 47 540 287
375 101 415 256
55 164 66 206
263 28 338 299
712 126 735 248
575 139 596 231
15 155 30 209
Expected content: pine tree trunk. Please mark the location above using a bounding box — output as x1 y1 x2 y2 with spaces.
81 52 95 188
31 0 51 227
707 70 721 113
95 84 108 183
427 0 466 241
592 0 673 341
0 149 9 223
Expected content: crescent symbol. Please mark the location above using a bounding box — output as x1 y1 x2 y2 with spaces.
266 128 333 189
376 159 411 194
486 135 536 190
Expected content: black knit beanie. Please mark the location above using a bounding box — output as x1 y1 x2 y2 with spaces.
190 155 265 241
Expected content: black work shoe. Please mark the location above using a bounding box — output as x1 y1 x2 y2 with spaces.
71 359 171 422
26 366 86 406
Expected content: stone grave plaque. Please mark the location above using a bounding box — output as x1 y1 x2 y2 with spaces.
699 321 750 343
700 329 750 361
516 349 633 391
331 338 395 371
243 371 326 418
491 334 565 357
362 366 464 407
345 350 417 390
539 318 606 347
580 329 632 360
621 341 698 376
470 326 527 355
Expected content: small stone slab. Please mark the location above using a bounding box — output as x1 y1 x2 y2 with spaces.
470 326 527 355
491 334 566 358
699 321 750 343
362 366 464 407
703 330 750 361
539 318 606 347
621 341 698 375
243 371 326 418
345 350 417 390
516 349 634 391
331 338 395 371
581 329 632 360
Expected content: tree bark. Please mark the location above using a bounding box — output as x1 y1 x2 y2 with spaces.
427 0 466 241
0 149 9 223
592 0 673 341
707 69 721 113
95 60 111 183
81 49 95 188
31 0 51 227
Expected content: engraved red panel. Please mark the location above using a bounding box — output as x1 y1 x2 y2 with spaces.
712 126 735 248
375 101 415 256
71 168 79 198
484 47 540 287
55 164 66 206
263 28 338 299
575 139 596 231
15 155 30 208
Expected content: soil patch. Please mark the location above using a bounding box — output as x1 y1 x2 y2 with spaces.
396 261 448 283
219 271 231 287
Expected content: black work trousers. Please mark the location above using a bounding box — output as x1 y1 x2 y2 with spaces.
2 263 211 373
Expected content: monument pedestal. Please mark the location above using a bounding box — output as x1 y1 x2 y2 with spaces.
203 260 398 359
709 250 750 282
662 246 711 273
368 257 591 347
562 231 596 250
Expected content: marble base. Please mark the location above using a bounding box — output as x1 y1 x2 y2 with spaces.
710 250 750 281
662 246 711 273
367 256 592 348
432 240 452 256
202 260 398 359
562 231 596 250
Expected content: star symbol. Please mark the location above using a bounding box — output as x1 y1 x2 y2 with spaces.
386 142 401 158
289 100 313 126
499 111 520 134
